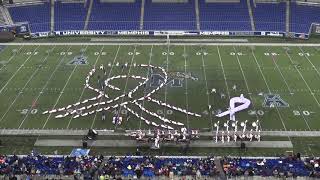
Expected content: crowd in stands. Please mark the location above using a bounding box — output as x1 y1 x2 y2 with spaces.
222 155 320 178
0 154 319 179
0 154 219 179
98 156 219 179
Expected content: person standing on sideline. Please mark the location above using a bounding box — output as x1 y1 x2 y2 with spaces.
102 111 106 121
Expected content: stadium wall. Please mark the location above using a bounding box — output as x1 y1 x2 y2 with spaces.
30 29 309 39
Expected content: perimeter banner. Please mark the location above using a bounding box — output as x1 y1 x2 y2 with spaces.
0 22 30 35
31 30 291 39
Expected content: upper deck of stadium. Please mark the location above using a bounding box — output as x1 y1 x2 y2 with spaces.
0 0 319 34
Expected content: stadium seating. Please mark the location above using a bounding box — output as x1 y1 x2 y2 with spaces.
0 155 219 178
8 3 50 32
253 2 286 32
290 3 320 34
54 2 87 31
222 157 317 177
1 154 320 178
6 1 320 34
87 0 141 30
143 0 196 30
199 0 251 31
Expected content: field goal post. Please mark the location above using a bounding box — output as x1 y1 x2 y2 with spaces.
166 34 170 46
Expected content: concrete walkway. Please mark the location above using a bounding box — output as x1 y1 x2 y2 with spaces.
35 139 293 148
2 129 320 137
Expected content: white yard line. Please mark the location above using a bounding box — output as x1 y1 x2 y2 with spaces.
66 45 105 129
297 106 312 131
89 45 120 129
233 46 263 130
90 45 121 128
138 45 154 130
285 51 320 107
0 46 55 124
19 46 73 129
163 43 170 121
216 46 231 99
299 47 320 79
0 46 24 72
42 46 88 129
183 45 190 129
109 46 137 130
267 48 293 94
232 47 251 95
0 46 40 94
200 46 214 133
250 49 289 133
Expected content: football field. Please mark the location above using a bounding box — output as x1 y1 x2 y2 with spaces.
1 43 320 134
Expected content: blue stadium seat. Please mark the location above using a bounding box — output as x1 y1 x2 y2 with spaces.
290 3 320 33
54 2 87 31
143 0 196 30
8 3 50 32
253 2 286 32
199 0 251 31
88 0 141 30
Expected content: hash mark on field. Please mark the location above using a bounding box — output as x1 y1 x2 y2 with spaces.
216 46 230 99
299 47 320 80
163 43 170 123
298 106 311 131
0 46 23 72
0 46 39 94
88 45 120 128
285 50 320 107
42 46 88 129
251 48 288 132
183 46 190 129
267 48 293 95
233 46 262 130
138 45 154 130
18 46 73 129
200 46 214 133
112 46 137 130
66 45 106 129
0 46 53 124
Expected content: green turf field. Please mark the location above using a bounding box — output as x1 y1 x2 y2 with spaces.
1 44 320 134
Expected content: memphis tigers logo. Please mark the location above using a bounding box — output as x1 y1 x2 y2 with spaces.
150 74 183 87
20 25 27 33
67 55 88 65
263 94 289 108
150 72 198 88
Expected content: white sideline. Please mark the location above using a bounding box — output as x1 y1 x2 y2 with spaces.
1 42 320 46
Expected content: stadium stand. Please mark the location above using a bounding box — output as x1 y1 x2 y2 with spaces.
7 3 50 32
252 2 286 32
222 156 320 178
54 1 87 31
0 154 319 179
4 0 320 34
199 0 251 31
0 155 219 179
87 0 141 30
290 3 320 34
143 0 196 30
